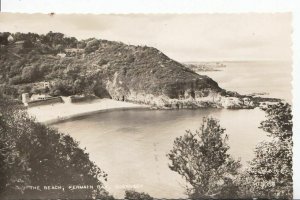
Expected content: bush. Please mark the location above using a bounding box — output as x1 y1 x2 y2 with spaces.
77 41 87 49
124 190 153 200
9 75 23 85
49 80 74 96
21 65 39 83
85 39 100 54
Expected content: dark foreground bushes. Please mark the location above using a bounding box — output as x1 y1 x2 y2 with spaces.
167 102 293 199
0 95 113 199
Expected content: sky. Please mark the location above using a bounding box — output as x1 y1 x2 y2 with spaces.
0 13 292 62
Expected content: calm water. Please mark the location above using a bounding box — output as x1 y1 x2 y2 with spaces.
200 61 292 103
52 61 291 198
53 108 267 198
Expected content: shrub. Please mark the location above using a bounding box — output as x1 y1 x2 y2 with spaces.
85 39 100 54
124 190 153 200
9 75 23 85
21 65 39 83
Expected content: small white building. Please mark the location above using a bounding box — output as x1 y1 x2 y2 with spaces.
7 35 14 42
43 81 50 89
30 94 51 101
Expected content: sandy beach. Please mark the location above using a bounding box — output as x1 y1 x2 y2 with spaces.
27 98 148 124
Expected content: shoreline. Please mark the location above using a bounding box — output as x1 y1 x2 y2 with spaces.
27 98 149 124
46 106 150 125
27 95 282 125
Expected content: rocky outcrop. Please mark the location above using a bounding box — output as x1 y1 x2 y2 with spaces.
80 42 232 108
103 70 257 109
69 41 270 109
82 42 260 109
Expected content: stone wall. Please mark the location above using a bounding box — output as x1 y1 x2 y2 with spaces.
70 95 96 103
27 97 63 107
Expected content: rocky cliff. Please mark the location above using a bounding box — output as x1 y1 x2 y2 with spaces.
0 33 273 109
84 42 227 108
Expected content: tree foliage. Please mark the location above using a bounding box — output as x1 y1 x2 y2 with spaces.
124 190 154 200
21 65 39 83
239 102 293 199
260 102 292 141
84 38 100 54
0 32 10 45
0 96 29 197
0 96 111 199
1 31 221 102
167 117 241 199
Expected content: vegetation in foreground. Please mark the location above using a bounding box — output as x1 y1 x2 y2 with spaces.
0 90 293 200
167 117 241 199
238 103 293 199
167 102 293 199
124 189 154 200
0 93 293 200
0 94 156 200
0 95 113 200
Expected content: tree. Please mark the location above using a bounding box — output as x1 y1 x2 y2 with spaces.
49 80 74 96
12 32 39 43
21 65 39 83
0 96 111 199
77 41 87 49
65 64 81 80
63 37 78 48
167 117 241 199
124 190 153 200
0 32 10 45
260 102 292 141
9 75 23 85
0 96 30 197
73 79 84 94
85 39 100 54
23 40 34 49
43 31 64 47
239 103 293 199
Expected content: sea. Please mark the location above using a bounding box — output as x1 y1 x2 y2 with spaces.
52 60 292 199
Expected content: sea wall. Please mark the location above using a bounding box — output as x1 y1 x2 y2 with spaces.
70 95 97 103
28 97 63 107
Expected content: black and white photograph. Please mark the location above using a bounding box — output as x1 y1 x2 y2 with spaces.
0 3 297 199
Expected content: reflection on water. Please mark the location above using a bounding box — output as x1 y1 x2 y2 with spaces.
53 108 268 199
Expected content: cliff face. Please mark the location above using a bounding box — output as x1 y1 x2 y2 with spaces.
1 35 261 108
80 41 224 107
